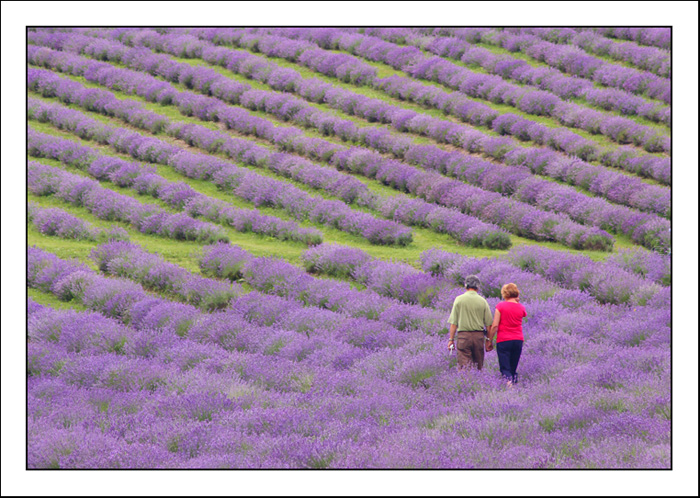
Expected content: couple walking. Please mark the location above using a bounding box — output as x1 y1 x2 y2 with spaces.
447 275 526 386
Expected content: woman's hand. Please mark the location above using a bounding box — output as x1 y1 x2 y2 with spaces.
485 339 494 352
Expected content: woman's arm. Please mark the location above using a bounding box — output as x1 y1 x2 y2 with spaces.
487 309 500 342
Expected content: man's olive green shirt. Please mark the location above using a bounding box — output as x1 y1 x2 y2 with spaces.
448 290 493 332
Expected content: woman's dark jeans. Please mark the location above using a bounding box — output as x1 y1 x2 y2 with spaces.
496 340 523 383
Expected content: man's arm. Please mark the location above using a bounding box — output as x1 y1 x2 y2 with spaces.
448 323 457 342
447 301 459 350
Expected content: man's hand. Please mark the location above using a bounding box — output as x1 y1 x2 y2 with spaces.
485 339 494 352
448 339 455 352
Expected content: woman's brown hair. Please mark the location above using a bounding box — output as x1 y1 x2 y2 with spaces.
501 283 519 300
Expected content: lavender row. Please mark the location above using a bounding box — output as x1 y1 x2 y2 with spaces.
508 245 671 288
29 202 130 242
198 242 447 335
362 28 670 124
26 69 510 249
421 247 669 309
32 245 405 347
509 243 672 287
302 243 667 307
27 127 324 246
607 249 672 286
27 100 411 247
26 45 671 227
222 27 670 152
503 246 665 305
95 238 449 339
302 243 561 309
27 160 229 244
588 27 671 51
30 238 443 343
28 246 408 351
509 28 670 77
424 28 671 103
37 29 671 184
91 241 242 311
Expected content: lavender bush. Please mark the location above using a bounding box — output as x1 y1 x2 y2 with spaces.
29 202 100 241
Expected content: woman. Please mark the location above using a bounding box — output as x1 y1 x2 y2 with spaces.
486 283 526 386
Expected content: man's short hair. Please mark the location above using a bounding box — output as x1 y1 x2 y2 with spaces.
464 275 481 289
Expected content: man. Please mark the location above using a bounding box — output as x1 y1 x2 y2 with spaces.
447 275 494 370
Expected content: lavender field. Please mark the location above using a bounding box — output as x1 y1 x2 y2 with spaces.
26 27 671 469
